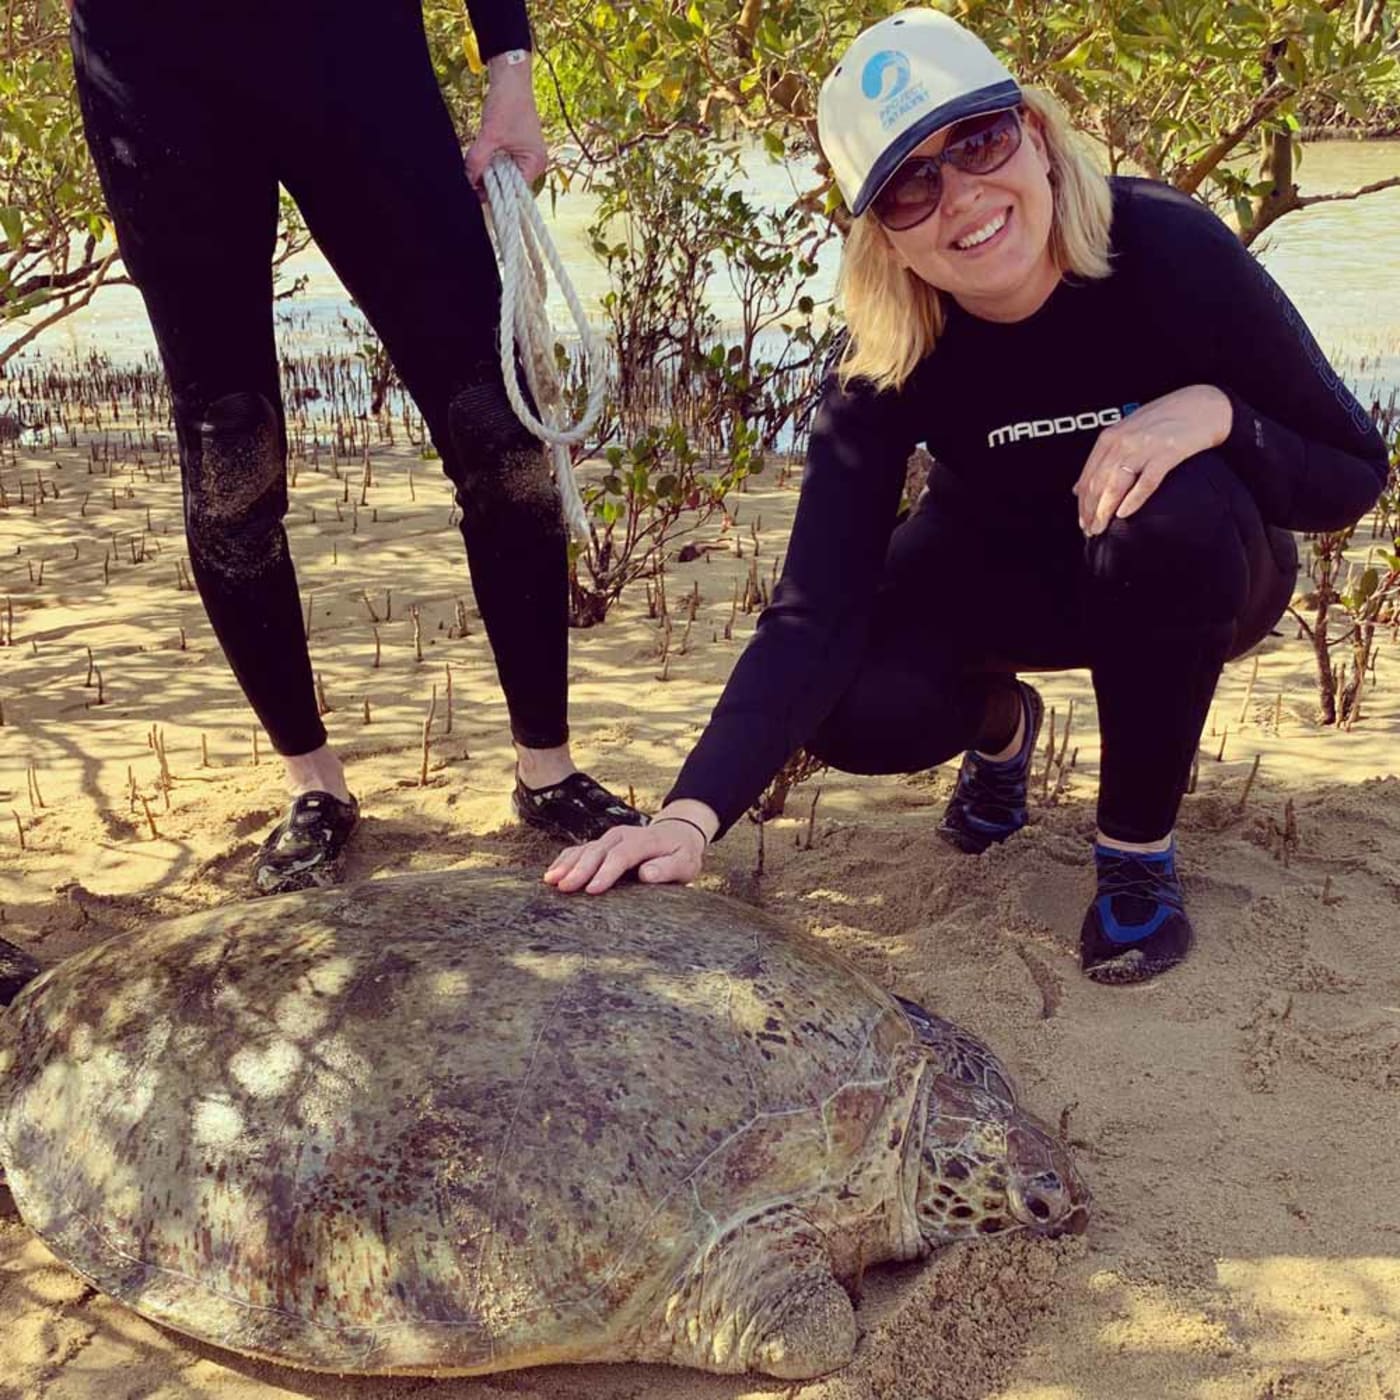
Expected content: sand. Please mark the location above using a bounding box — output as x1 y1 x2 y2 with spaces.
2 435 1399 1400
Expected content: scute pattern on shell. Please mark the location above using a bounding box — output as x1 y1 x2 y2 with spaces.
0 871 929 1375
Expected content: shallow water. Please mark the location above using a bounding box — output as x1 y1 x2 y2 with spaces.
9 141 1400 400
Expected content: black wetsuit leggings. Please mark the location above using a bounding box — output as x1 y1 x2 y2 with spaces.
807 453 1297 843
70 0 568 756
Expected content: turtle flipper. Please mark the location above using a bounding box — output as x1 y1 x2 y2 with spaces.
655 1207 857 1378
751 1272 857 1379
0 936 40 1007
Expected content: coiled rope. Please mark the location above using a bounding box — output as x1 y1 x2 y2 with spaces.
482 154 607 542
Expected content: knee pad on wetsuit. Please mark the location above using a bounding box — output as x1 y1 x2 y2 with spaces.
184 391 287 580
446 382 559 527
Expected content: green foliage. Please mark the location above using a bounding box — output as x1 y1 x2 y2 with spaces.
555 123 832 625
4 0 1396 406
954 0 1398 239
515 0 1396 241
1296 410 1400 726
567 423 744 626
586 135 830 448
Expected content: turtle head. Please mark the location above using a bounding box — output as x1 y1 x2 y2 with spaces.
913 1075 1090 1245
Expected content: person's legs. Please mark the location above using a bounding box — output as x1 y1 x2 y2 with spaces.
1084 453 1295 842
806 457 1293 983
71 2 356 892
269 4 616 813
1077 451 1296 981
271 1 640 840
806 488 1074 814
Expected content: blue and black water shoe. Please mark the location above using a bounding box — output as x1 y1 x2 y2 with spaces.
1080 839 1194 984
938 681 1044 855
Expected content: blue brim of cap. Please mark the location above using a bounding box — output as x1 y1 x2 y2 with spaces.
851 79 1023 217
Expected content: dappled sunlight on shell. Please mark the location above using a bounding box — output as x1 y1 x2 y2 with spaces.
211 982 249 1015
0 871 1085 1382
190 1096 245 1150
227 1041 304 1100
424 968 473 999
272 988 330 1040
100 977 155 1034
309 1033 373 1094
503 947 588 981
305 954 357 998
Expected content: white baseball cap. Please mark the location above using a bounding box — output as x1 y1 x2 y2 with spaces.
818 9 1021 218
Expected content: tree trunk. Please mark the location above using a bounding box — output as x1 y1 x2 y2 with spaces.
1356 0 1386 45
1312 547 1338 724
735 0 762 60
1244 123 1301 246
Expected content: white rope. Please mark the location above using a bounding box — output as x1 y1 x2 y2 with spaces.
483 155 608 542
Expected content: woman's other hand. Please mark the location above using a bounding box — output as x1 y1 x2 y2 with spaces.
464 53 547 192
544 804 717 895
1073 385 1232 535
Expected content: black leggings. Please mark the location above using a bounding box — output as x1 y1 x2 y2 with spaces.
808 453 1297 843
70 0 568 755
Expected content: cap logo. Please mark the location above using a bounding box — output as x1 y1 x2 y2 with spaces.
857 48 930 131
861 50 910 102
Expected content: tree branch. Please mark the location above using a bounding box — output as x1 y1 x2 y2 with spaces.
1296 173 1400 209
537 46 598 165
1176 80 1295 194
735 0 763 61
0 250 121 373
11 251 112 300
1245 172 1400 246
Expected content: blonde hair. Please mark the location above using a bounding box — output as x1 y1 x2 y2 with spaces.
837 88 1112 393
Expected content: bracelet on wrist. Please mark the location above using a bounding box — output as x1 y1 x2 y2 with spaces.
651 815 710 847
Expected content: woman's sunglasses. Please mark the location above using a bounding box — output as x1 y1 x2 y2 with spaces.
871 108 1024 232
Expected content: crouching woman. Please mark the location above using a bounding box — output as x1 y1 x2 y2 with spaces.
544 10 1388 983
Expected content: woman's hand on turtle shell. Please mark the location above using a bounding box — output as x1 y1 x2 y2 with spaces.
544 803 717 894
1073 385 1232 536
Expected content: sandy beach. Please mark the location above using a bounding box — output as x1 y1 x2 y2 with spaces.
2 431 1398 1400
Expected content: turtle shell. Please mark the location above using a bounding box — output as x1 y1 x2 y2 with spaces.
0 870 934 1375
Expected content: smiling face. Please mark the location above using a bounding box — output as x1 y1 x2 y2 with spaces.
879 107 1058 323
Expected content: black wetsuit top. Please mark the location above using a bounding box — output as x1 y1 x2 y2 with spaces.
666 177 1389 836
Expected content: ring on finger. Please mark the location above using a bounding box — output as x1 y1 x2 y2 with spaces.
1116 462 1142 476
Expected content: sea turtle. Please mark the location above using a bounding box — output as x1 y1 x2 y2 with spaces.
0 869 1088 1380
